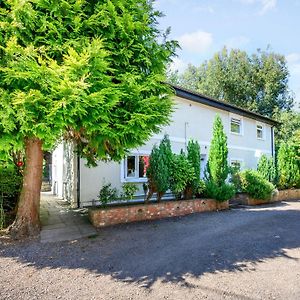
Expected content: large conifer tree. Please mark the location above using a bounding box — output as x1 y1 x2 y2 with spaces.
0 0 177 237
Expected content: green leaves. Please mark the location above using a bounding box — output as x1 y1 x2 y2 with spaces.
0 0 178 162
277 143 300 189
170 47 293 117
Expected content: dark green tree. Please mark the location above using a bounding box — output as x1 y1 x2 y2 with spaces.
0 0 177 237
169 153 195 199
185 140 201 198
176 47 294 117
146 135 173 202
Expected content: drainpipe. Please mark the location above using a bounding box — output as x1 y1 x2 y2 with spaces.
76 155 80 208
184 122 189 151
271 126 275 157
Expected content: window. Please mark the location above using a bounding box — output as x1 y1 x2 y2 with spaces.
230 159 242 170
124 155 149 181
230 117 242 135
257 124 264 139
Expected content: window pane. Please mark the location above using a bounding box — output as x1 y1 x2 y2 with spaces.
231 118 241 133
126 156 136 177
139 156 149 178
257 125 263 139
231 160 241 170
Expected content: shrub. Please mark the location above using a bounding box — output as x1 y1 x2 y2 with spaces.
170 153 195 199
121 183 139 201
0 165 22 212
240 169 275 200
195 179 206 198
277 143 300 189
229 165 242 192
187 140 201 194
257 154 276 184
146 134 173 201
98 182 118 205
205 181 236 202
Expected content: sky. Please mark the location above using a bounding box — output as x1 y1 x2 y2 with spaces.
154 0 300 109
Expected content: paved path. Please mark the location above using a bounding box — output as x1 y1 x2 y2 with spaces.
40 192 97 243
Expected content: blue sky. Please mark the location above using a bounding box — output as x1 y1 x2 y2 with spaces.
154 0 300 109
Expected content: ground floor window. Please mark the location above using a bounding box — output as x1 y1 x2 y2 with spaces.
230 159 243 170
124 155 149 181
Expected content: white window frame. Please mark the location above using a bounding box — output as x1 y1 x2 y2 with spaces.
256 122 265 140
121 152 150 183
229 114 244 136
230 158 244 170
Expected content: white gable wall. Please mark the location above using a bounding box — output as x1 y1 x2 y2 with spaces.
78 95 274 207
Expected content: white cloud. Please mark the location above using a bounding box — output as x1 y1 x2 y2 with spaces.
286 53 300 64
225 36 251 49
238 0 277 15
259 0 277 15
169 57 187 73
287 53 300 75
194 5 215 14
177 30 213 54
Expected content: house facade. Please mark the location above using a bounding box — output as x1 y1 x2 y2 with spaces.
51 85 278 207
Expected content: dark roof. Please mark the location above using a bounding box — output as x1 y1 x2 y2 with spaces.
169 84 279 126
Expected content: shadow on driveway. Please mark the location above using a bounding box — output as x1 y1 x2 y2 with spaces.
1 201 300 289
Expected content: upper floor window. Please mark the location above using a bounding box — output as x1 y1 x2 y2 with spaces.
256 124 264 139
230 117 242 135
124 155 149 181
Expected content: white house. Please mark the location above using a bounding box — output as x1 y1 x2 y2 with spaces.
51 84 278 207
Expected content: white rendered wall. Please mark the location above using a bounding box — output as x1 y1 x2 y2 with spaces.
51 143 64 198
78 95 274 207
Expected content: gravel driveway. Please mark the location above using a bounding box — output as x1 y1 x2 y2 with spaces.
1 200 300 300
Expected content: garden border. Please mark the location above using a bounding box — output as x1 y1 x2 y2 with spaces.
233 188 300 206
89 198 229 228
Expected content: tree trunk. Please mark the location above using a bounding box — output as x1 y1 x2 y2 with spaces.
8 138 43 239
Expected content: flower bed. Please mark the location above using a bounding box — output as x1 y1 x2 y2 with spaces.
89 198 229 228
233 188 300 206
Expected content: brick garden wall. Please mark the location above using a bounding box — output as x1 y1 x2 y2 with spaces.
89 198 229 228
234 188 300 206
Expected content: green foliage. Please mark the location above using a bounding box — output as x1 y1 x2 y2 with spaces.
147 135 173 197
0 165 22 211
171 47 293 117
205 181 236 202
277 143 300 189
98 183 118 206
207 115 229 186
239 170 275 200
229 165 242 192
0 0 178 164
187 140 201 194
257 154 276 184
121 183 138 201
274 110 300 143
169 153 195 198
195 179 206 197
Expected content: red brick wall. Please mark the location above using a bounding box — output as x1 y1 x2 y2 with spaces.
89 198 229 228
234 189 300 206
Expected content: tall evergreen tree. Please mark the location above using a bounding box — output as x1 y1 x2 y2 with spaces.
207 115 229 186
0 0 178 237
146 135 173 201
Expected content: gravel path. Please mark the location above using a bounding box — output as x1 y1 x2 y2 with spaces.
1 200 300 300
